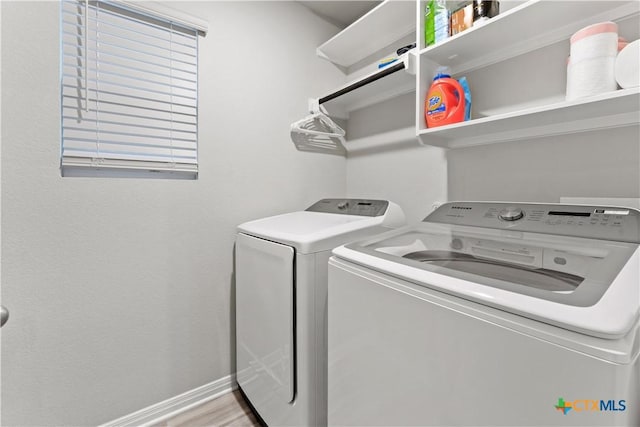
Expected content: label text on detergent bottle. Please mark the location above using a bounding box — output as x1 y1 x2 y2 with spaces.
427 91 446 116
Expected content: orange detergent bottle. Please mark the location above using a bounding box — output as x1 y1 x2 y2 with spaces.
425 70 465 128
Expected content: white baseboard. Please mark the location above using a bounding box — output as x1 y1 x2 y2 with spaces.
101 374 237 427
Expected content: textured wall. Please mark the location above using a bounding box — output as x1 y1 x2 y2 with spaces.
0 1 345 425
346 93 448 224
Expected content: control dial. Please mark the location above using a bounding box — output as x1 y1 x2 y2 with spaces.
337 201 349 210
499 206 524 221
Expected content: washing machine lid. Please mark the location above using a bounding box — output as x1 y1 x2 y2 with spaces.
333 202 640 338
238 199 405 254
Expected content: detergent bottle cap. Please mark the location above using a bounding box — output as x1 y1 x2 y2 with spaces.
433 72 451 80
433 66 452 81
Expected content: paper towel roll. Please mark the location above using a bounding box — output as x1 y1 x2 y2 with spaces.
566 22 618 100
570 22 618 62
567 57 617 100
616 40 640 89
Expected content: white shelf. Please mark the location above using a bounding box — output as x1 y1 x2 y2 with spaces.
418 0 640 74
417 89 640 149
317 0 416 68
319 54 416 115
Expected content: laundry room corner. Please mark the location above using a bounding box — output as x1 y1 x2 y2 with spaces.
345 92 449 223
1 0 639 426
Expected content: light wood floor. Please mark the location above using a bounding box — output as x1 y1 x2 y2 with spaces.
153 390 261 427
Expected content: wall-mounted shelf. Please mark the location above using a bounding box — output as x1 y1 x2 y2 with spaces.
318 54 415 116
317 0 415 68
417 88 640 149
299 0 640 157
418 0 638 74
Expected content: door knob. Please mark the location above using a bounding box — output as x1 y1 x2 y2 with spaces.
1 305 9 328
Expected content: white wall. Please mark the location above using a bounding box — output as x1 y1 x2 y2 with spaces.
446 126 640 202
347 143 448 223
0 1 345 425
346 93 448 223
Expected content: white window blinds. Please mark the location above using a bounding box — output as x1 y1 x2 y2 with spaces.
61 0 200 178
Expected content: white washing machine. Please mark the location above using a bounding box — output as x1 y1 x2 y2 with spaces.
328 202 639 426
236 198 405 426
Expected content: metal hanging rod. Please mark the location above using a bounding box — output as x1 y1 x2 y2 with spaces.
318 61 406 105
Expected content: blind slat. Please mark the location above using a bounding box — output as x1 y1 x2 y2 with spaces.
61 0 199 176
62 109 197 130
61 156 198 172
63 139 197 154
60 27 198 62
63 126 197 143
62 38 198 69
62 67 197 93
62 149 197 163
62 95 197 119
62 116 197 135
62 79 197 106
61 16 198 52
62 42 197 76
62 55 198 84
62 87 197 113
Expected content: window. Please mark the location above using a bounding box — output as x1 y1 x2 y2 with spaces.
60 0 204 179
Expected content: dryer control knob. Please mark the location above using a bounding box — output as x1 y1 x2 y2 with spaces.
337 201 349 210
499 206 524 221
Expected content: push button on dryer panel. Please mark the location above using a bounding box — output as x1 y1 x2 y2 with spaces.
450 238 464 250
554 257 567 265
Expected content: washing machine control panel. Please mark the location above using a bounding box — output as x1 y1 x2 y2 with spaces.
306 199 389 217
425 202 640 243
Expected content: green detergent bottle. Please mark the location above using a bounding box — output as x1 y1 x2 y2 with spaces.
425 0 449 47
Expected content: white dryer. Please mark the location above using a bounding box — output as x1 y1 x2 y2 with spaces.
328 202 639 426
236 199 405 426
